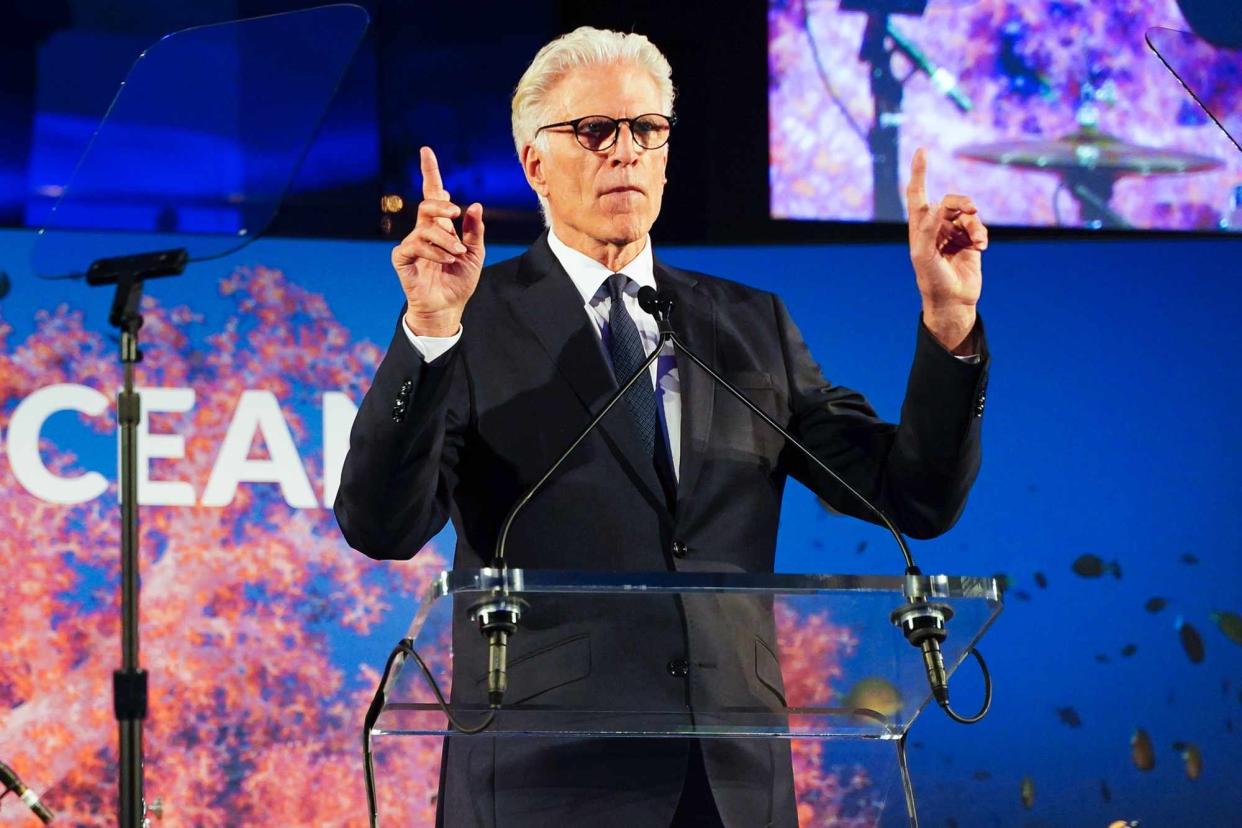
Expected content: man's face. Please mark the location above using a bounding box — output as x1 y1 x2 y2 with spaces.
523 62 669 250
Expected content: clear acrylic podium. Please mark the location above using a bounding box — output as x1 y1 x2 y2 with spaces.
367 569 1002 827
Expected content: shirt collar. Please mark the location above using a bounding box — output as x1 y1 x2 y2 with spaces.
547 228 656 304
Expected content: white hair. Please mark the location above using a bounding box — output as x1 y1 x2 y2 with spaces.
511 27 676 223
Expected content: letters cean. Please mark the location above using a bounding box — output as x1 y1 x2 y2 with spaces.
4 384 356 508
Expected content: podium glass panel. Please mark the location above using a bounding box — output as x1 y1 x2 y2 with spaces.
368 569 1002 827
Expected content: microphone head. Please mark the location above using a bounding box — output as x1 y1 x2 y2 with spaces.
637 287 673 322
637 285 660 315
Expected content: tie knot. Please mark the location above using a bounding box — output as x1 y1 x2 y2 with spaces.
607 272 630 304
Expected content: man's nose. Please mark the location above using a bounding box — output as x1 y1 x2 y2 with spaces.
609 122 641 163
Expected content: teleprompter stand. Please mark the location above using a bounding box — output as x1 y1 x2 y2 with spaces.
89 249 187 828
30 7 370 823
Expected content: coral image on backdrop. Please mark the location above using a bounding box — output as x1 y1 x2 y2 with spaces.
0 265 871 825
769 0 1242 231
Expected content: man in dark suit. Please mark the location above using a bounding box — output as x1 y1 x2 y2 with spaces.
335 26 989 828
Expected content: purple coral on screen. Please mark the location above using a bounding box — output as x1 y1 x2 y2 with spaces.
769 0 1241 230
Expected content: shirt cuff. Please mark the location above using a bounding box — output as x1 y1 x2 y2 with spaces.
402 317 463 362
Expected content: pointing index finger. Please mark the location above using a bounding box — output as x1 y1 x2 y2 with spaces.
420 146 447 200
906 147 929 215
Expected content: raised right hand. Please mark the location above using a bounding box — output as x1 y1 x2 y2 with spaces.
392 146 485 337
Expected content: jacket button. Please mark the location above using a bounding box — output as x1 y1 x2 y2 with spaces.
666 658 689 677
671 540 688 558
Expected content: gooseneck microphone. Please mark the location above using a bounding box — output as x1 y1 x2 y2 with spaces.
0 760 54 824
480 297 672 709
635 286 991 726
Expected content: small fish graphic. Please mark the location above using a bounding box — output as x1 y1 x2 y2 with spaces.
1034 571 1047 589
1209 610 1242 646
1177 617 1205 664
1056 706 1082 727
1131 727 1155 771
1144 597 1167 613
843 676 902 718
1020 775 1035 809
1180 743 1202 780
1072 554 1121 579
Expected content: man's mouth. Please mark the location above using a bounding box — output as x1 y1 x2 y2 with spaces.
600 185 644 196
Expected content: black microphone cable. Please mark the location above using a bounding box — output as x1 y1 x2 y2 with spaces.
636 286 991 725
362 637 496 828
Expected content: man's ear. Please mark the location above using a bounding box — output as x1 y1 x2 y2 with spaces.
521 144 548 198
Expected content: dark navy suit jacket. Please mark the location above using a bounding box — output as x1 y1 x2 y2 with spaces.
335 232 988 827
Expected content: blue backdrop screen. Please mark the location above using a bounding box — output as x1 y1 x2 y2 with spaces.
0 227 1238 824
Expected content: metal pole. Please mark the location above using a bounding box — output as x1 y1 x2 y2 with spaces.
115 298 147 828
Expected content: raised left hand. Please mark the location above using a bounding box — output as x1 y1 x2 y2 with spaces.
906 147 987 353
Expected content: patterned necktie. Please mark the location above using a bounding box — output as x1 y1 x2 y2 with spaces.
606 273 659 457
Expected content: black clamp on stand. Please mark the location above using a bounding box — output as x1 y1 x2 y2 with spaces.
88 248 187 828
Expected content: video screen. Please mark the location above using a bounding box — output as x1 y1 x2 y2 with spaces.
769 0 1242 232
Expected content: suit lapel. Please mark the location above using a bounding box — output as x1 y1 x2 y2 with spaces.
506 233 671 515
654 261 715 506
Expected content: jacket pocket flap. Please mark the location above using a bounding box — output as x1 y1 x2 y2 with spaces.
475 633 592 705
723 370 775 390
754 636 787 706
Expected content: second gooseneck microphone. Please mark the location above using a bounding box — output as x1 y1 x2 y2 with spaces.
635 286 990 725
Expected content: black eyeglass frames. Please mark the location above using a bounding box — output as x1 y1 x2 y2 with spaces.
534 113 677 152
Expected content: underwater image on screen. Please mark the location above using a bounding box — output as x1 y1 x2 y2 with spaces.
769 0 1242 231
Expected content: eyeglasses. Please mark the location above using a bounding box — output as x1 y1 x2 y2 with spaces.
534 113 676 152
